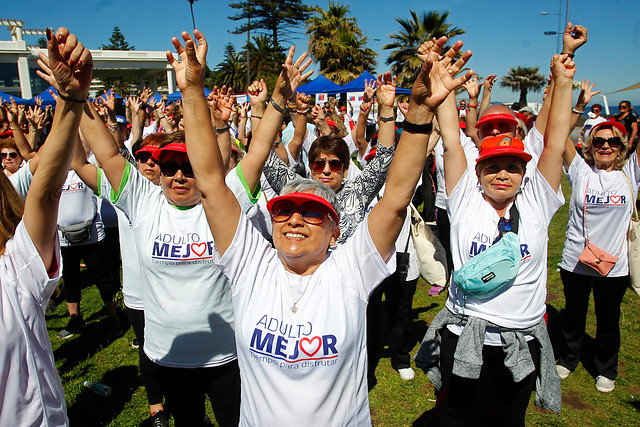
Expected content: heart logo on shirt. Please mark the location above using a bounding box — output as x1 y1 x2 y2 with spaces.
191 242 207 257
610 195 621 204
69 182 79 190
299 336 321 357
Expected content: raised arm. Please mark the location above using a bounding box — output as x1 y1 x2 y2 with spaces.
368 36 472 260
479 74 496 114
570 80 600 133
209 86 234 172
286 92 312 163
127 96 143 143
6 99 36 160
353 101 372 159
25 27 92 269
462 73 480 142
539 53 576 191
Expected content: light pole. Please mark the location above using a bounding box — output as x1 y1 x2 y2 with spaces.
541 0 563 53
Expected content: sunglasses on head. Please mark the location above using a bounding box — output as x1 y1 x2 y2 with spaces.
592 136 622 149
159 162 194 178
270 200 334 225
311 159 343 174
0 152 18 159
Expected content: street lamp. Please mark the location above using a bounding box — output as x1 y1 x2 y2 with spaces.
542 0 572 53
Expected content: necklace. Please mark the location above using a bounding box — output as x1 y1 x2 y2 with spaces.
287 275 312 313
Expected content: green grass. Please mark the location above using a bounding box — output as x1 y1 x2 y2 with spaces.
47 176 640 425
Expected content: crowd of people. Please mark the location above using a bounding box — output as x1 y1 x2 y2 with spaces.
1 21 639 427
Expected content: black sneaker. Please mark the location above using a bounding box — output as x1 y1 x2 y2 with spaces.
150 409 169 427
58 315 87 339
131 338 139 349
106 317 124 339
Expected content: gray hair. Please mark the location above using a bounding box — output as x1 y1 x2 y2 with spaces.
281 178 341 220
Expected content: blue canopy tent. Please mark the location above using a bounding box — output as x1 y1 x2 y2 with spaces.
0 91 32 105
296 75 341 95
166 88 212 102
96 88 123 102
325 71 412 95
32 86 58 106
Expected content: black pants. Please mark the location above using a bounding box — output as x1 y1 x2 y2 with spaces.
60 241 120 303
439 328 539 427
156 360 241 427
557 268 628 379
436 207 454 274
126 307 163 406
367 267 418 375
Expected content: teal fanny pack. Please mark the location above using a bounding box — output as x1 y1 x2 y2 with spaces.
453 203 522 306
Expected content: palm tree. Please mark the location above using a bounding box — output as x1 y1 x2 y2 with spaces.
384 10 465 87
212 44 247 91
242 35 284 89
305 1 376 84
500 66 547 108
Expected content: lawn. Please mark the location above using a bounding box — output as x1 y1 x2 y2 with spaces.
46 176 640 426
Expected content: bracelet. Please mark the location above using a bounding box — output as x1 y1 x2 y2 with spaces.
561 52 575 59
287 103 298 110
269 97 286 114
58 92 88 104
251 114 263 119
468 104 478 108
296 109 310 114
107 123 119 132
403 120 433 134
213 124 230 132
274 139 281 148
157 115 165 119
379 114 395 123
572 108 585 115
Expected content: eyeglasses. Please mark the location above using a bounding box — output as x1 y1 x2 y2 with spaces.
592 109 601 113
0 152 19 159
493 217 513 244
137 151 156 163
592 136 622 149
159 162 194 178
270 200 333 225
619 105 628 110
311 159 343 174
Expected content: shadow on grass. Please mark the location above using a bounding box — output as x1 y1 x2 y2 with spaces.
67 365 141 426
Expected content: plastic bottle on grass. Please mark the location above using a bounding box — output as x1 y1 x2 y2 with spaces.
83 381 112 397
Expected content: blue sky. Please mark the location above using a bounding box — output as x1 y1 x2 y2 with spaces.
4 0 640 105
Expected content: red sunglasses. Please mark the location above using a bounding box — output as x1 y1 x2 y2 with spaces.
270 200 334 225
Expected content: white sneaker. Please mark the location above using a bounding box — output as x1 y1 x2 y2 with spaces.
556 365 571 380
595 376 615 393
398 367 415 381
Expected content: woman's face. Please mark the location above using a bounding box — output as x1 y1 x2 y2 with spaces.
310 152 346 192
158 152 201 206
1 147 22 174
477 156 525 205
591 128 620 171
136 150 161 185
272 200 340 275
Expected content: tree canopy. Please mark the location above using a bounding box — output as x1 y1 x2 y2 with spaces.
305 1 376 84
500 66 547 108
101 26 135 50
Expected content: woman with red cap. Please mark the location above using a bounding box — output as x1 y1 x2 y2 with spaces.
556 119 638 393
172 29 471 424
415 53 576 423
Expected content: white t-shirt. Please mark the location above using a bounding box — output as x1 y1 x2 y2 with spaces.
8 159 33 200
0 222 67 426
434 131 479 209
445 163 564 342
58 170 104 247
217 216 395 426
105 162 254 367
561 153 640 277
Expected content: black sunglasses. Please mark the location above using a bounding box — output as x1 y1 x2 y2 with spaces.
311 159 343 174
270 200 333 225
159 162 194 178
137 152 156 163
1 152 19 159
619 105 628 110
592 137 622 149
493 217 513 244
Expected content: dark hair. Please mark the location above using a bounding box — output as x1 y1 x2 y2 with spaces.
591 103 602 110
620 100 632 108
160 131 185 147
308 135 350 168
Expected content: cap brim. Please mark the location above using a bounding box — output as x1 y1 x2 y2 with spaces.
151 143 188 161
475 113 519 129
476 146 532 163
267 192 339 223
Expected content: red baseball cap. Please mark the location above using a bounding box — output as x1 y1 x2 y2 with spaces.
151 143 188 161
135 145 160 156
326 119 336 127
475 112 519 129
477 135 532 163
267 192 339 223
514 112 527 123
591 119 627 137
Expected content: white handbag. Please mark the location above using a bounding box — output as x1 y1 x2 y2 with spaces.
622 173 640 296
409 203 449 286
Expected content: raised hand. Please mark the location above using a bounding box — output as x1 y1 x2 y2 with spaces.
483 74 497 92
563 23 587 55
363 79 377 103
463 73 480 99
273 46 313 102
312 104 325 123
102 89 116 112
359 101 372 115
239 102 249 119
376 72 397 109
413 36 474 111
577 79 601 106
397 99 409 115
36 27 93 100
210 86 234 123
128 96 141 114
5 98 19 123
296 92 311 112
139 87 153 105
34 96 43 108
550 53 576 81
166 29 207 93
247 79 268 107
